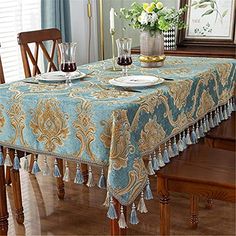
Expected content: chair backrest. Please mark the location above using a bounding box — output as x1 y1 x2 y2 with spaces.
17 28 62 78
0 44 5 84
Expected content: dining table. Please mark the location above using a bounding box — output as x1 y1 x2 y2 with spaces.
0 55 235 235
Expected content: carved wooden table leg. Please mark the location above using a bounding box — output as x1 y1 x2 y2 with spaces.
111 198 127 236
5 167 11 186
81 164 88 184
9 149 24 224
56 158 65 200
158 177 170 236
205 198 213 209
0 165 8 235
29 154 35 174
190 195 198 229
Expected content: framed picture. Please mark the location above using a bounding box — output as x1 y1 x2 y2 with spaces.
178 0 236 46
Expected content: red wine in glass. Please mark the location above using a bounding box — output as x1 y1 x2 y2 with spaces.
117 56 132 66
61 62 77 72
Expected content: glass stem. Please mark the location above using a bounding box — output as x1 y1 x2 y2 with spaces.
123 66 128 76
66 73 72 87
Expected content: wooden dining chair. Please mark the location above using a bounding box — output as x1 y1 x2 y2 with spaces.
157 145 235 235
17 28 62 78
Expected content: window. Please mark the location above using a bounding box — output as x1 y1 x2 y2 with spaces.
0 0 41 83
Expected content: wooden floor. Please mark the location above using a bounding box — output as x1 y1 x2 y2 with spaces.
6 157 235 236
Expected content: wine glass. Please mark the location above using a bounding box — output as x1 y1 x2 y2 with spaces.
58 42 77 87
116 38 132 76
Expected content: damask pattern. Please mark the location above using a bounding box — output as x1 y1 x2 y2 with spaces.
0 56 235 205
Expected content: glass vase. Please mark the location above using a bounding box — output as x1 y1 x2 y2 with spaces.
139 31 165 68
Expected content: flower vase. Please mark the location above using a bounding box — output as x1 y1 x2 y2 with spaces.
139 31 166 68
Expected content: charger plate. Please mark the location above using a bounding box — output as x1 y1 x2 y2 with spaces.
109 75 164 88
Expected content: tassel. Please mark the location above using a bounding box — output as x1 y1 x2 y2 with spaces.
118 206 128 229
214 110 219 126
137 191 148 213
32 155 41 174
23 152 29 172
182 131 187 149
86 165 95 187
13 150 20 170
130 203 139 225
162 143 170 163
74 163 84 184
98 169 107 189
177 133 184 152
4 148 12 167
144 178 153 200
199 120 205 137
0 147 4 166
191 126 197 144
185 129 192 145
152 150 159 171
217 108 221 125
147 154 155 175
209 112 214 128
203 117 207 133
195 122 200 139
103 191 110 207
227 101 232 117
107 197 117 220
53 159 61 178
172 136 179 156
157 147 165 167
206 115 210 131
42 156 50 176
63 161 70 182
168 140 174 158
223 105 228 120
219 106 224 122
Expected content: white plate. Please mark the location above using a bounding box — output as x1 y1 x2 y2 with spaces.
38 71 86 82
109 75 164 88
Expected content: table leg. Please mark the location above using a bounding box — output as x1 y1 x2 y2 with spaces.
9 149 24 224
5 167 11 186
29 154 35 174
81 164 88 184
110 198 127 236
158 177 170 236
205 198 213 209
190 195 198 229
56 158 65 200
0 165 8 235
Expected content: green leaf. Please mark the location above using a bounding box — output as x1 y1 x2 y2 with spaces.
222 9 228 17
202 9 214 16
198 4 209 8
191 1 198 6
210 2 215 8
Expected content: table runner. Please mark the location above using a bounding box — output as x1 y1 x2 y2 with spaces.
0 56 235 210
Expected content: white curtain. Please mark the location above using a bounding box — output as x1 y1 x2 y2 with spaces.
70 0 99 65
0 0 41 83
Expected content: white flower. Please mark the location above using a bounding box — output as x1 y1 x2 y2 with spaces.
150 12 158 25
138 11 149 25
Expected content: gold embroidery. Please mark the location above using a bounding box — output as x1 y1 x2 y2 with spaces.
92 89 133 99
216 64 232 87
73 101 96 160
0 104 5 131
139 116 166 153
7 100 27 145
161 68 190 75
30 98 69 152
168 80 193 109
197 91 214 117
101 110 134 170
112 158 147 199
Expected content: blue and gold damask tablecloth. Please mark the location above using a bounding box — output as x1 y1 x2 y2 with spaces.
0 56 235 206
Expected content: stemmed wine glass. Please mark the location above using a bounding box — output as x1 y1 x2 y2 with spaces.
58 42 77 87
116 38 132 76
